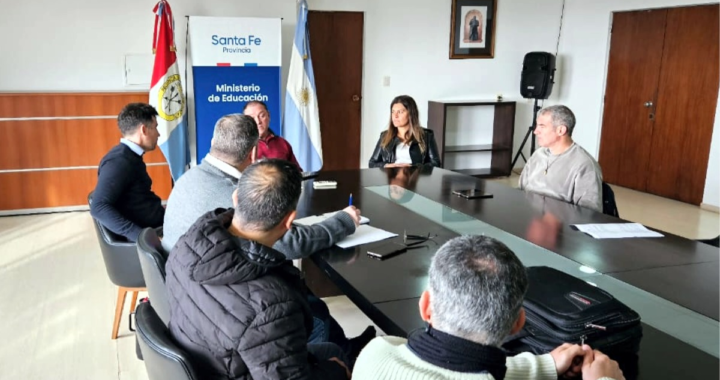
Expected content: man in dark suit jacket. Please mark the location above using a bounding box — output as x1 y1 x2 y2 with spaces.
90 103 165 242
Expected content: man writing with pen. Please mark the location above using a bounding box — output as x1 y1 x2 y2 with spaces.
162 113 376 365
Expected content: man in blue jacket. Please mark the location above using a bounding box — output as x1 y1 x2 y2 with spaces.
90 103 165 242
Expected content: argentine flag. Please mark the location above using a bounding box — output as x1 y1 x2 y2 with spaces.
149 0 189 181
282 0 322 172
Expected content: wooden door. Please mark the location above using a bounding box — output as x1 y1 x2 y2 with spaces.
308 11 364 171
645 4 719 204
598 9 667 192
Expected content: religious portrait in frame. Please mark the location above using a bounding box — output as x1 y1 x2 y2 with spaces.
449 0 497 59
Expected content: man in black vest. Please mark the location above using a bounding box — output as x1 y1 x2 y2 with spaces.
90 103 165 242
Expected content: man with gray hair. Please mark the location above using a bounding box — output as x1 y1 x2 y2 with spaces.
353 235 625 380
162 113 260 250
166 159 351 379
162 113 376 362
162 113 360 252
519 105 603 212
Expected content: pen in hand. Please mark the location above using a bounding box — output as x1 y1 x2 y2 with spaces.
349 193 353 206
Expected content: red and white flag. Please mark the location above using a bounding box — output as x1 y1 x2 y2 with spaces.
149 0 189 181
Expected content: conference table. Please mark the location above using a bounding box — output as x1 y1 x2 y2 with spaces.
295 167 719 380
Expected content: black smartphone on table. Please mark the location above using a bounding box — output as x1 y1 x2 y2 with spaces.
452 189 493 199
366 242 408 260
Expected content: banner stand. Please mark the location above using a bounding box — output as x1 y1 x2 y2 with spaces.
188 16 282 161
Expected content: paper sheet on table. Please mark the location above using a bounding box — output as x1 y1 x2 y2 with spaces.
572 223 664 239
335 225 398 248
294 212 369 226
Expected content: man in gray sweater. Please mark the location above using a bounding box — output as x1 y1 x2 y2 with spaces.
162 114 360 253
519 105 603 212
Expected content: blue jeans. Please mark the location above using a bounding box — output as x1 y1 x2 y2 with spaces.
306 295 351 355
309 315 329 343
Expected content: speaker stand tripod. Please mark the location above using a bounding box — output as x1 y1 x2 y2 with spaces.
511 99 542 169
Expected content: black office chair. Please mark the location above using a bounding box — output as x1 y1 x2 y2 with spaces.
88 192 146 339
602 182 620 218
698 236 720 248
135 302 199 380
137 227 171 325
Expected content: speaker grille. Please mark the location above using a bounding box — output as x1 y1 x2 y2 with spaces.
521 52 556 99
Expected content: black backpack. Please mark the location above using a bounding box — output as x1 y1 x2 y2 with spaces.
503 266 642 378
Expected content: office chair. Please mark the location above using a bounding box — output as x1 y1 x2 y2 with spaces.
137 227 171 325
698 236 720 248
88 192 146 339
135 302 199 380
602 182 620 217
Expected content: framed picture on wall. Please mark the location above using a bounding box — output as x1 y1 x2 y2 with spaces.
449 0 497 59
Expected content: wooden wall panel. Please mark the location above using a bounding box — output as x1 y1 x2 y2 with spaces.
147 165 173 199
0 92 148 118
0 165 172 210
0 119 168 170
0 92 173 213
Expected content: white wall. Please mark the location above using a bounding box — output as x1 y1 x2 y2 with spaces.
309 0 565 169
555 0 720 207
308 0 720 207
703 89 720 209
1 0 717 206
0 0 296 165
0 0 296 92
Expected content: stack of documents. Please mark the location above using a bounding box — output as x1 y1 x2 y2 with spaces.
294 212 369 226
572 223 664 239
335 225 397 248
294 213 396 248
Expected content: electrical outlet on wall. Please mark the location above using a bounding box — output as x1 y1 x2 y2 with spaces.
382 76 390 87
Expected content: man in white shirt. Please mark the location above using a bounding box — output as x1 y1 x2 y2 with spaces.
353 235 625 380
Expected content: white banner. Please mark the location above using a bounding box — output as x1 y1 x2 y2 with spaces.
188 16 281 66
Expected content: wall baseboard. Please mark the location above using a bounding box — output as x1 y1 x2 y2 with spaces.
700 203 720 214
0 199 168 217
0 205 89 217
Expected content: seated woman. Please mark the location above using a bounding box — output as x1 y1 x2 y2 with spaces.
369 95 441 168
